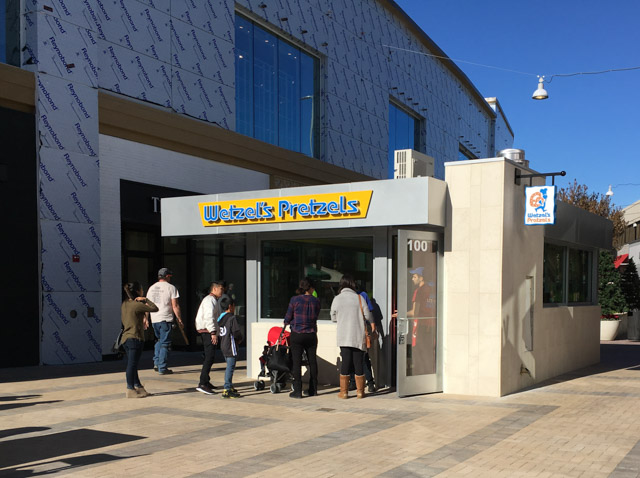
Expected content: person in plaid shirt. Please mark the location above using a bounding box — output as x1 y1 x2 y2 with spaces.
284 277 320 399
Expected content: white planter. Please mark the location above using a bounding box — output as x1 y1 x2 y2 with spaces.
600 320 621 341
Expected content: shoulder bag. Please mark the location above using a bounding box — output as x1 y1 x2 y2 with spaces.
358 295 378 349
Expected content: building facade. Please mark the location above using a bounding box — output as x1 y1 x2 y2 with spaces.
1 0 514 367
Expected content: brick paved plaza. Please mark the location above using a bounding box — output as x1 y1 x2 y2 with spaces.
2 342 640 477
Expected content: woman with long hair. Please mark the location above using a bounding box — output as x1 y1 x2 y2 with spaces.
121 282 158 398
331 274 373 399
284 277 320 399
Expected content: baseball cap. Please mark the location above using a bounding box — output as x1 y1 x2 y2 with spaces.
158 267 173 278
409 266 424 276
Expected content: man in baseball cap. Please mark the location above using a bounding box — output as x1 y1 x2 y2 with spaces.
146 267 183 374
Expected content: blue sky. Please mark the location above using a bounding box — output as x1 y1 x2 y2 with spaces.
395 0 640 210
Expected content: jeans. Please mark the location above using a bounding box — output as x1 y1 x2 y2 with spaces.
290 332 318 394
340 347 364 376
199 332 216 386
153 321 172 372
224 356 237 390
124 338 143 389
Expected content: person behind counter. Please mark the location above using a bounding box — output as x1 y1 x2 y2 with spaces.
330 274 373 399
121 282 158 398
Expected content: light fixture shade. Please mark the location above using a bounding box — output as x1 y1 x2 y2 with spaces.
532 77 548 100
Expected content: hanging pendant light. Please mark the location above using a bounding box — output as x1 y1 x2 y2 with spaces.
532 76 548 100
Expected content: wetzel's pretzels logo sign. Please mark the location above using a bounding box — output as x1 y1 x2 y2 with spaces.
199 191 373 227
525 186 555 225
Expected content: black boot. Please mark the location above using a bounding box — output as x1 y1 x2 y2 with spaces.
290 380 302 399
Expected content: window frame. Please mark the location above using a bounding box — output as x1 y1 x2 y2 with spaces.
543 240 596 307
388 100 424 178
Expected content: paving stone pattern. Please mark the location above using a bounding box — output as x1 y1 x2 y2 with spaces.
2 342 640 477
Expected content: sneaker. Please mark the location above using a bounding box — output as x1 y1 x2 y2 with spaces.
222 389 241 399
367 381 376 394
289 390 303 399
157 369 173 375
153 365 158 372
196 384 216 395
206 382 217 390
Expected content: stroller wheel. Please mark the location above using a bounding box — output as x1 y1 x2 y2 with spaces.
254 380 265 391
270 383 284 394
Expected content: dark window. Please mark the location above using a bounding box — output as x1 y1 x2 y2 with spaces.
261 237 373 320
235 15 319 157
543 243 565 304
544 242 593 305
388 102 421 178
568 248 592 303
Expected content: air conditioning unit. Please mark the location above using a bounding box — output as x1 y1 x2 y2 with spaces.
394 149 435 179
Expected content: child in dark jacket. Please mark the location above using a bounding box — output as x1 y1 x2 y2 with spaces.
217 296 244 398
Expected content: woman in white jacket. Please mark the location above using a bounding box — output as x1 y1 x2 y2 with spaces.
331 274 373 399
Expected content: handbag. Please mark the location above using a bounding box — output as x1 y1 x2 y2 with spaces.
112 326 125 354
358 295 377 349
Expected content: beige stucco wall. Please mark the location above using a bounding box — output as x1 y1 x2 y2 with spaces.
444 159 507 396
444 158 600 397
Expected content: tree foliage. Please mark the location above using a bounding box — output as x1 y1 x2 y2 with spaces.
621 257 640 311
558 180 625 248
598 250 627 316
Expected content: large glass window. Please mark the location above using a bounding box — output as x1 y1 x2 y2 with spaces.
544 242 593 305
388 102 421 178
261 237 373 320
235 15 319 157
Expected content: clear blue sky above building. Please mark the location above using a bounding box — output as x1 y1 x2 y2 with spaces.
395 0 640 210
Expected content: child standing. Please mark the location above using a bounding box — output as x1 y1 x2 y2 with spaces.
218 296 243 398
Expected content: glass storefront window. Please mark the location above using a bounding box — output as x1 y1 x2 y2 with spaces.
261 237 373 319
163 236 187 253
235 15 319 157
568 248 592 303
125 230 156 252
543 243 565 304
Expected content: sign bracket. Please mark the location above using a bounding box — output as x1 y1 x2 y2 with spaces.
515 170 566 187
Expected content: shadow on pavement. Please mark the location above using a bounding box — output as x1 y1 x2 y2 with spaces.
521 342 640 393
0 351 206 383
0 453 146 477
0 429 144 469
0 401 63 412
0 395 41 402
0 427 50 440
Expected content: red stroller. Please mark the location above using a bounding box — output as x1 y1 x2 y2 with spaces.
254 326 306 393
